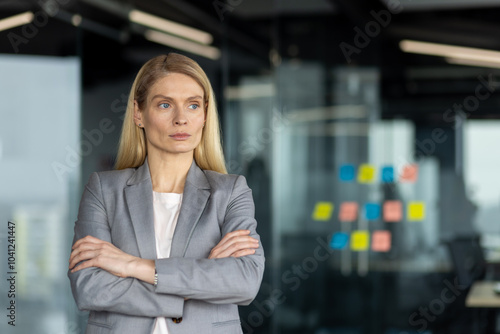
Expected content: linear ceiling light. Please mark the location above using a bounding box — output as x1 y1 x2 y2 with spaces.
130 10 212 45
144 30 220 60
400 40 500 65
0 12 34 32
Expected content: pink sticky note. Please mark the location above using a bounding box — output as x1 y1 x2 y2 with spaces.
339 202 358 222
383 201 402 222
399 164 418 183
371 230 391 252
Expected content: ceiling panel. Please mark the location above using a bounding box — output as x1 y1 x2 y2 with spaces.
392 0 500 11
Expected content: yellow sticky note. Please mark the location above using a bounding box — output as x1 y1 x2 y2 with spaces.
351 230 369 251
312 202 334 221
372 230 391 252
357 164 376 183
408 201 425 221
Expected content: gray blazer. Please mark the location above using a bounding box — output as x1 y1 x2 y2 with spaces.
68 160 265 334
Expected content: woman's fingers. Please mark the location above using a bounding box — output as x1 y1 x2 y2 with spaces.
210 236 257 257
209 230 259 259
72 235 103 249
69 235 135 277
217 230 250 246
69 236 109 268
214 230 255 250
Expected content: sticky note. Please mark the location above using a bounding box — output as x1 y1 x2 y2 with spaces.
383 200 402 222
339 164 355 182
357 164 376 183
339 202 358 222
371 230 391 252
365 203 381 220
351 230 369 251
381 166 394 183
400 164 418 183
408 201 425 221
312 202 334 221
330 232 349 249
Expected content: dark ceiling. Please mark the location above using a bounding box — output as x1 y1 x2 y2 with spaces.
2 0 500 120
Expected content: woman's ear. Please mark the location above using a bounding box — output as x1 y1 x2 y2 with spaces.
133 100 143 127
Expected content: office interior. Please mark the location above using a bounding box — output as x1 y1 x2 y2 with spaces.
2 0 500 333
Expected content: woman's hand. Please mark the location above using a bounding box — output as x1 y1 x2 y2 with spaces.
69 235 153 281
209 230 259 259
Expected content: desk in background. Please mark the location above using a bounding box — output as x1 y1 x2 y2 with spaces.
466 281 500 334
466 281 500 308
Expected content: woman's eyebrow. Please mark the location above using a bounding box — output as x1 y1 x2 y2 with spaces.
150 94 203 101
151 94 171 101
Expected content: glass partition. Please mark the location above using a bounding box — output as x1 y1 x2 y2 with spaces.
0 55 81 334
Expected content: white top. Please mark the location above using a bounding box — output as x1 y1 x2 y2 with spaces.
152 191 183 334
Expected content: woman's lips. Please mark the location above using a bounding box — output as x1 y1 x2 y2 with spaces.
169 133 191 140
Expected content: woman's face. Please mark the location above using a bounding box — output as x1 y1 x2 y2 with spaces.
134 72 206 158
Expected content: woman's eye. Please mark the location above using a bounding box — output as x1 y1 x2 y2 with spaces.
188 104 199 110
159 103 170 109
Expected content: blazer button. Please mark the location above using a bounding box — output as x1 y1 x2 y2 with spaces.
172 317 182 323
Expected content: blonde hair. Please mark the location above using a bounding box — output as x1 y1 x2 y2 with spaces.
115 53 227 174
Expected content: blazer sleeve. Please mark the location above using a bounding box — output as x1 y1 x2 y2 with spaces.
68 172 185 318
154 175 265 305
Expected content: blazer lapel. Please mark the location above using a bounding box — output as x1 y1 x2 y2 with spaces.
170 161 211 257
125 160 157 260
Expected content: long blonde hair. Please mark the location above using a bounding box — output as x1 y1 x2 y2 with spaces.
115 53 227 174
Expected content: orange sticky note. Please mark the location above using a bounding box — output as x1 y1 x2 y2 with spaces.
339 202 358 222
371 230 391 252
383 201 402 222
357 164 376 183
408 201 425 221
399 164 418 183
351 230 369 251
312 202 334 221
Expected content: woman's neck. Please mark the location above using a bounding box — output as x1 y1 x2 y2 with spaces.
147 152 193 193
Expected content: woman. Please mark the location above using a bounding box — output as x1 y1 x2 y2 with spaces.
68 53 264 334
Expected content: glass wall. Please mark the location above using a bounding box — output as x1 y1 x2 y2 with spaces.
0 55 81 333
2 1 500 334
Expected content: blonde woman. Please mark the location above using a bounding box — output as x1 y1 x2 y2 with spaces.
68 53 264 334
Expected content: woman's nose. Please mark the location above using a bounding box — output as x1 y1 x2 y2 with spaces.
173 110 188 125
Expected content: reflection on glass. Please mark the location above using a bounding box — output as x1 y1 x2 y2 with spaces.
0 55 80 334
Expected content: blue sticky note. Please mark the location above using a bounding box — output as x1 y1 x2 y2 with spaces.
330 232 349 249
339 164 355 182
381 166 394 183
365 203 381 220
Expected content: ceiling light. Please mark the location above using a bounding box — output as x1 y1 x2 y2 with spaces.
400 40 500 65
225 84 276 100
130 10 212 45
71 14 82 27
144 30 220 60
0 12 34 32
